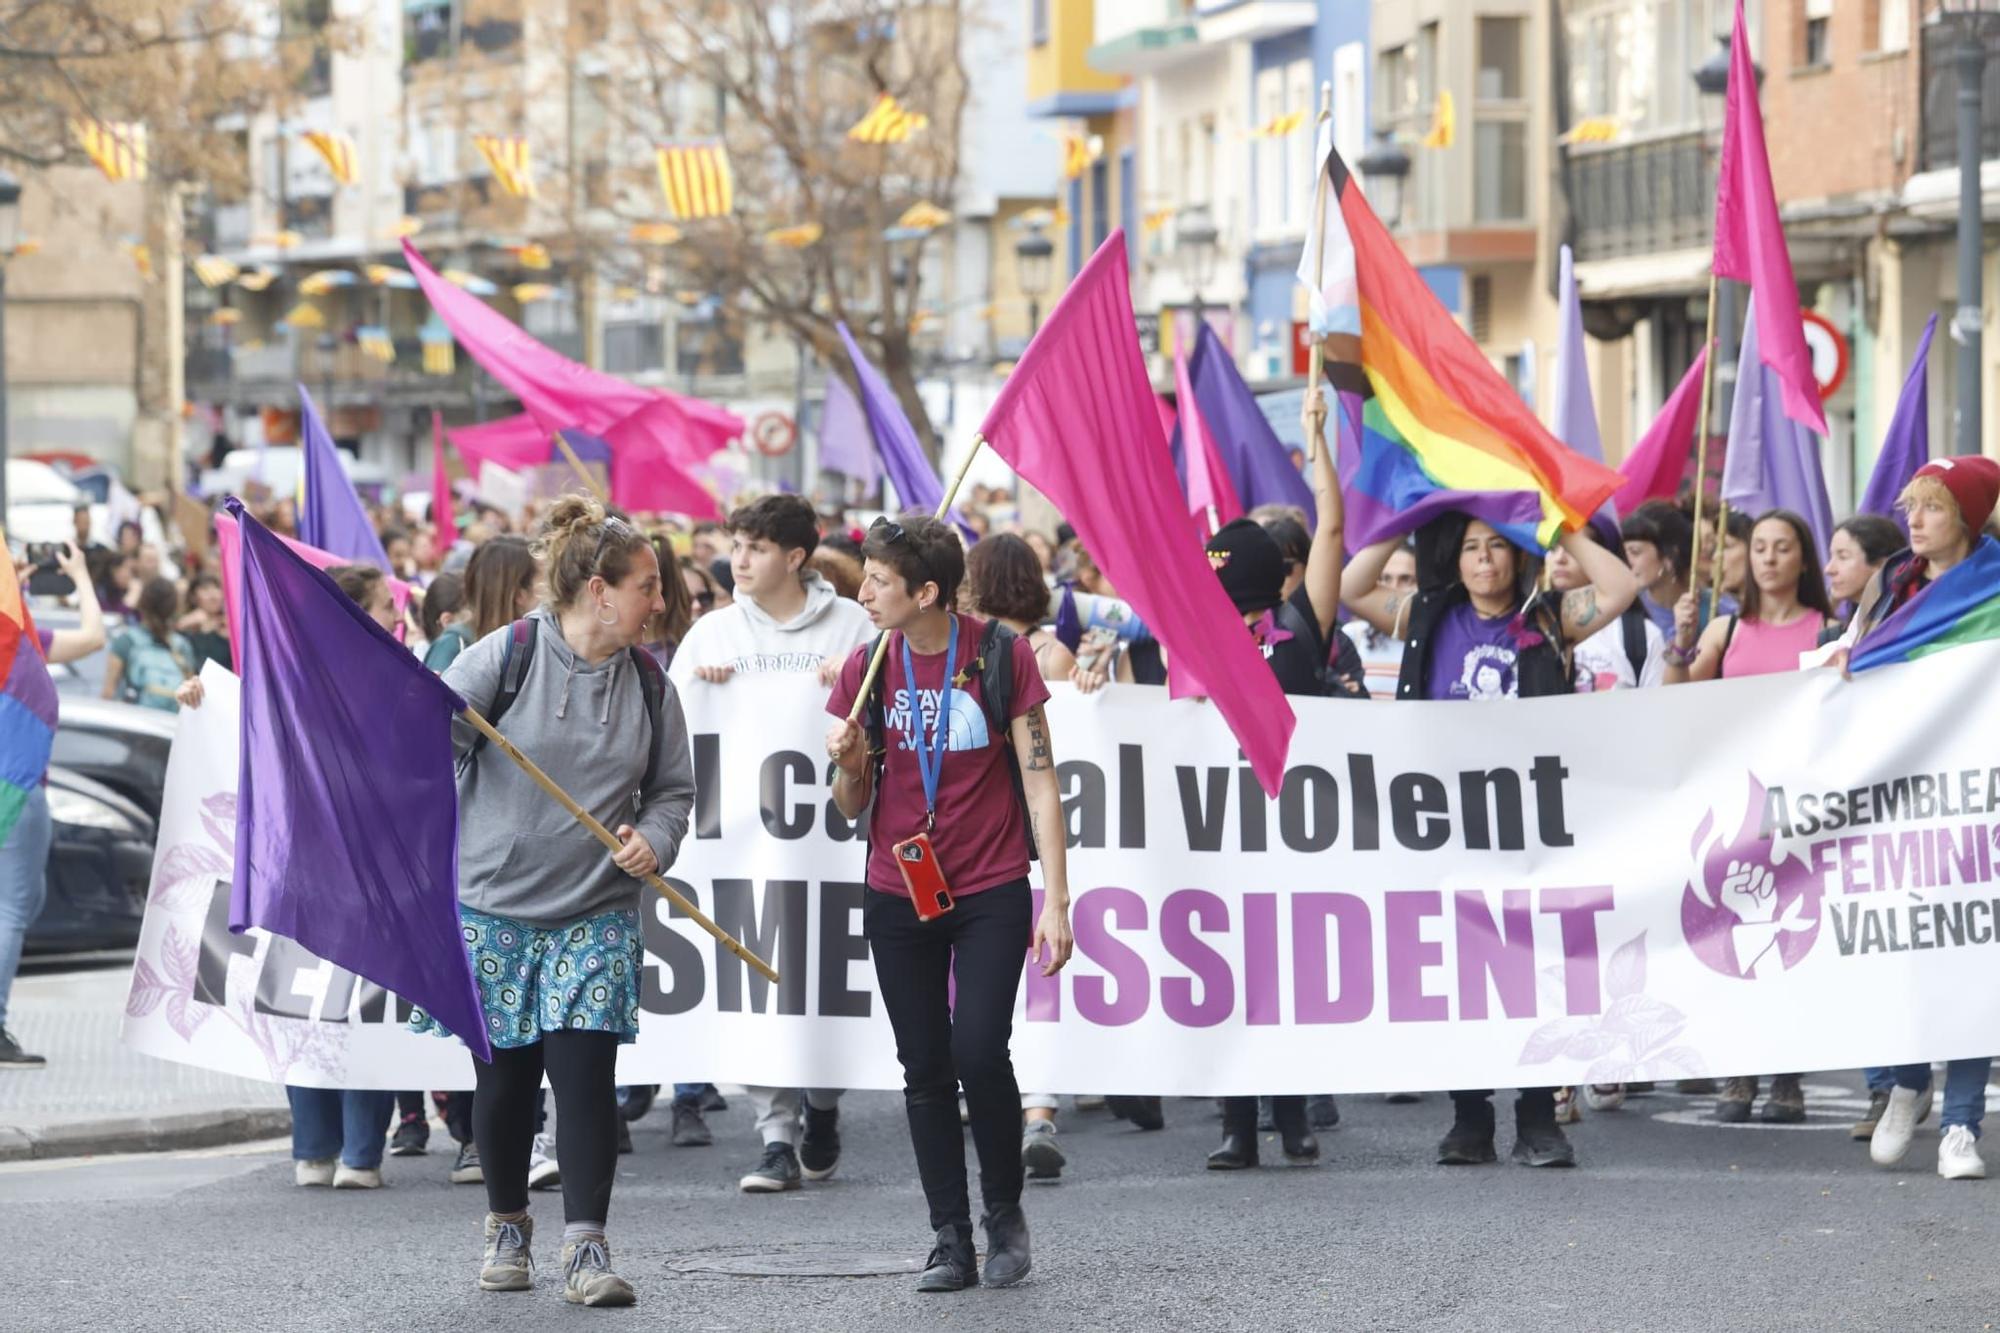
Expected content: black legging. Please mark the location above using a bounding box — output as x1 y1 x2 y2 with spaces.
473 1031 621 1223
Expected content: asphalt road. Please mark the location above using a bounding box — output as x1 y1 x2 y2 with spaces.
3 1075 1996 1331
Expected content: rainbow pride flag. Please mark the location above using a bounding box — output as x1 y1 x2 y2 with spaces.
1850 537 2000 673
0 534 57 844
1299 127 1622 548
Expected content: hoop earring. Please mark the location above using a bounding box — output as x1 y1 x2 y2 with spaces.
596 603 618 627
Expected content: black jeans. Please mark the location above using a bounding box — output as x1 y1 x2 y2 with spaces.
865 879 1032 1236
1223 1095 1305 1137
1453 1087 1557 1119
472 1031 621 1223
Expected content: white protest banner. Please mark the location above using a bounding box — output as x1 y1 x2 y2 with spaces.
126 646 2000 1092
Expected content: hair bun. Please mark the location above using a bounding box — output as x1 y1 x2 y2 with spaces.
542 494 606 538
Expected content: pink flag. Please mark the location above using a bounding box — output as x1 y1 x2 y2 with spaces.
1712 0 1826 435
447 414 549 479
403 241 734 519
978 232 1296 797
215 513 414 664
1612 345 1711 516
1175 346 1243 534
430 411 459 549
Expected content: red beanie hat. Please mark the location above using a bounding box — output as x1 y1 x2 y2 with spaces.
1915 456 2000 535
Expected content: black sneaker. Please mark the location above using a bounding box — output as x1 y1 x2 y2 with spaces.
1307 1094 1341 1129
980 1204 1032 1288
1105 1095 1164 1131
799 1103 841 1181
1512 1103 1577 1168
739 1142 802 1193
1437 1098 1498 1165
449 1141 483 1184
0 1028 46 1070
389 1113 429 1156
670 1101 713 1147
699 1085 727 1113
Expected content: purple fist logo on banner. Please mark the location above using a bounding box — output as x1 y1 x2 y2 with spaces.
1682 775 1822 980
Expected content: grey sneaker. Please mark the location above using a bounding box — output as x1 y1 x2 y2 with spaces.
1022 1117 1066 1181
562 1237 637 1307
450 1141 483 1184
479 1213 534 1292
670 1101 713 1147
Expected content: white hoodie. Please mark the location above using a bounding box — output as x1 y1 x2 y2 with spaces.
667 569 875 688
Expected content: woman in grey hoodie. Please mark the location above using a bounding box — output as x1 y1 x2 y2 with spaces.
418 497 696 1308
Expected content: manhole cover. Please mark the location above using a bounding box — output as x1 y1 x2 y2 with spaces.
671 1248 923 1278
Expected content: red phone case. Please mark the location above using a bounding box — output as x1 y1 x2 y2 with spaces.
893 832 956 920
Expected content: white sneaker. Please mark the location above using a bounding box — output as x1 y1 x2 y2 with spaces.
333 1164 383 1189
1584 1084 1626 1112
1939 1125 1987 1180
295 1157 336 1187
529 1133 562 1190
1871 1085 1927 1166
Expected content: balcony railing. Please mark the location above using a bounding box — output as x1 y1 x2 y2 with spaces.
1567 131 1713 263
1921 20 2000 173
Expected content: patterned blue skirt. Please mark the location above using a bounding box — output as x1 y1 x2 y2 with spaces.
410 904 644 1049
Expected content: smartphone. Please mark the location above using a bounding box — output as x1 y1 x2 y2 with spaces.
893 833 955 921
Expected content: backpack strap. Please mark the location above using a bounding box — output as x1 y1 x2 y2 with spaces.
1718 613 1741 674
974 620 1037 862
462 618 536 772
1620 603 1648 683
627 645 666 797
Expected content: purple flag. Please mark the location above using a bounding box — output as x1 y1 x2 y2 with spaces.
835 322 972 536
1861 313 1937 531
225 499 489 1061
1172 322 1317 523
1554 245 1604 462
297 384 390 571
1720 299 1835 557
817 369 880 487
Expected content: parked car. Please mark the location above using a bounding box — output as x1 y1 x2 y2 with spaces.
28 765 156 956
47 694 176 822
5 458 82 546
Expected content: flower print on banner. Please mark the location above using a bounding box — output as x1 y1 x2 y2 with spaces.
1516 932 1709 1085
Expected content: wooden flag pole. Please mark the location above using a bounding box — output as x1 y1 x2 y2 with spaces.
459 704 781 985
846 435 986 723
1688 272 1721 626
1302 81 1335 465
552 432 610 506
1710 499 1732 613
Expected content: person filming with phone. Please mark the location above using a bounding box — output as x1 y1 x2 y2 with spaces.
825 513 1074 1295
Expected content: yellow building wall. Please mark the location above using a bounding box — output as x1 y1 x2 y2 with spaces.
1025 0 1123 106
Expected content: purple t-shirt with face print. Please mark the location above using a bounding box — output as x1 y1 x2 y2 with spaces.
1425 601 1519 701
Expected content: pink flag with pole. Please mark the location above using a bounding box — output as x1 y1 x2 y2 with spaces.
978 232 1295 797
214 513 415 664
1175 345 1243 535
1612 345 1711 516
1712 0 1826 435
430 411 459 549
403 241 734 519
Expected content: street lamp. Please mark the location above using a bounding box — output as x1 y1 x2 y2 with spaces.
1690 33 1762 98
1932 0 2000 456
1014 227 1053 337
0 170 19 522
1176 205 1219 329
1357 131 1412 229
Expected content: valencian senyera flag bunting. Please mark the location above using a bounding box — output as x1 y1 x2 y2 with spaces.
75 119 147 181
655 143 734 219
474 134 537 199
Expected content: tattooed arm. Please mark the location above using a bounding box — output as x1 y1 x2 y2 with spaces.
1010 703 1074 975
1338 536 1414 638
1556 529 1640 644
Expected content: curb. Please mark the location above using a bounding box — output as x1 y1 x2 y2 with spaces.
0 1107 292 1163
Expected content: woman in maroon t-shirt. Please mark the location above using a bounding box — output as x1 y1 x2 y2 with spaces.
825 515 1074 1295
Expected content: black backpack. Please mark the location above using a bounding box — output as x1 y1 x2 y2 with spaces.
463 618 668 796
858 618 1037 860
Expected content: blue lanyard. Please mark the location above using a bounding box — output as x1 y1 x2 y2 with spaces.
899 616 958 829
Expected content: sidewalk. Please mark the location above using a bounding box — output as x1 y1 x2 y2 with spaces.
1 966 289 1162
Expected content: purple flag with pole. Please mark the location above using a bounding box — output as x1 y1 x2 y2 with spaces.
1720 299 1835 557
835 322 972 535
1553 245 1604 463
817 369 880 487
1172 322 1317 524
225 498 489 1061
297 384 391 571
1860 313 1937 531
